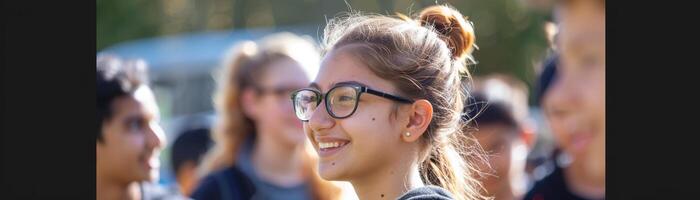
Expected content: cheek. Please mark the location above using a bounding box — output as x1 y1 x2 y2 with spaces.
269 96 293 114
590 71 605 125
125 133 148 154
104 133 146 169
273 98 301 124
586 132 606 177
497 147 512 173
258 99 288 125
550 120 572 149
341 104 401 169
259 97 279 115
488 147 509 173
347 103 400 142
344 113 387 152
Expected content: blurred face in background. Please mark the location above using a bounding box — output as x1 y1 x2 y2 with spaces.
247 58 310 147
546 0 605 185
97 86 165 184
473 124 528 198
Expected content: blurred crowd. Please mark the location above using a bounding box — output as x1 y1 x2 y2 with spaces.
96 0 604 199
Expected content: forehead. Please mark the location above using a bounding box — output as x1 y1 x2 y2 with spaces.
557 1 605 45
260 58 309 86
313 46 396 92
113 86 159 121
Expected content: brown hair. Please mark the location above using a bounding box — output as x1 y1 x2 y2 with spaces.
322 5 488 200
199 32 341 199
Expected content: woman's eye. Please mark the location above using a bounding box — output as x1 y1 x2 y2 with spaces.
310 95 322 103
339 95 354 102
127 119 145 131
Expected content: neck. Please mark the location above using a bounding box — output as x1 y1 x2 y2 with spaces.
251 129 304 187
351 159 424 200
96 172 140 200
492 182 516 200
564 160 605 199
494 171 528 200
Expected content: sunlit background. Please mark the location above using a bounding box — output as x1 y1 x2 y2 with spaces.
97 0 559 188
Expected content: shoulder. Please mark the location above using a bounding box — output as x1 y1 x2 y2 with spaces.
524 166 566 200
190 172 223 200
191 166 257 200
398 185 455 200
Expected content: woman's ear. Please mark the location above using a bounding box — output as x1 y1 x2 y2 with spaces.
402 99 433 143
240 88 259 120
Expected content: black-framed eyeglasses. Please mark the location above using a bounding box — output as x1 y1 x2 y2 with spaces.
290 82 415 122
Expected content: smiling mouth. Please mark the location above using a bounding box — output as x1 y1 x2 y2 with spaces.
315 140 350 158
318 141 349 151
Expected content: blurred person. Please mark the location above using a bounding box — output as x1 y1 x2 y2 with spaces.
170 127 214 196
524 0 606 195
290 5 490 200
192 32 344 200
97 55 188 200
462 75 536 200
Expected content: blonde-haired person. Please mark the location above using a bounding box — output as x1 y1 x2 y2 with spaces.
290 5 489 200
191 32 344 200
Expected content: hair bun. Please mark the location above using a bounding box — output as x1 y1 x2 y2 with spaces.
418 5 475 61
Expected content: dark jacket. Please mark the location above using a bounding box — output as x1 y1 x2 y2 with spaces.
524 165 604 200
190 166 257 200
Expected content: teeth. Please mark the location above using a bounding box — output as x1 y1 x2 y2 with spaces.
319 142 344 149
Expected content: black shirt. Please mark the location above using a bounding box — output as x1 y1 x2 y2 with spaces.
190 166 257 200
524 165 604 200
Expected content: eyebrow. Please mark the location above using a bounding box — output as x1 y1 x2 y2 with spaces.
336 81 368 87
129 107 159 123
308 82 320 90
123 114 147 124
308 80 369 92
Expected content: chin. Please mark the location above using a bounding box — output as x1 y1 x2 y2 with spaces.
318 161 347 181
134 169 158 182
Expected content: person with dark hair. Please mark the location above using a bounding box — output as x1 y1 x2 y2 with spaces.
462 75 536 200
525 0 605 199
534 55 558 106
170 127 213 196
96 55 188 200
